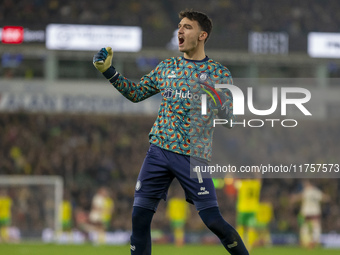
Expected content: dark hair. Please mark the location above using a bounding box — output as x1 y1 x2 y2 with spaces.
179 10 213 42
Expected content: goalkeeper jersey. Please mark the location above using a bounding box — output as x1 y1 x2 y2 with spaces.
111 56 233 161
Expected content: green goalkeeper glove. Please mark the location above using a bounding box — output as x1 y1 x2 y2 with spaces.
93 47 118 81
93 47 113 72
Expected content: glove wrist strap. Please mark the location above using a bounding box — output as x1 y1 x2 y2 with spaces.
103 66 119 83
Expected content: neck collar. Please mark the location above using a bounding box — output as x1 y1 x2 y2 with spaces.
182 56 209 62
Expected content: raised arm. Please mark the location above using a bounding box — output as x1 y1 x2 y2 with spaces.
93 47 160 102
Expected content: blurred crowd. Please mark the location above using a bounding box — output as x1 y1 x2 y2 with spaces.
1 112 340 236
1 0 340 35
0 112 152 232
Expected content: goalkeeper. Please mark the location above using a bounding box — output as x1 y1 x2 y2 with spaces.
93 10 248 255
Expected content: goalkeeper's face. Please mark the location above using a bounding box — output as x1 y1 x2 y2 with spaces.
178 17 206 53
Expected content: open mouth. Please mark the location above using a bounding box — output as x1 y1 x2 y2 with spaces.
178 37 184 46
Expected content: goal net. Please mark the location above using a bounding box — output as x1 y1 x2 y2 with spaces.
0 175 63 241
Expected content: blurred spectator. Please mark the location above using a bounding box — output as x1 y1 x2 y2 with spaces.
1 0 340 36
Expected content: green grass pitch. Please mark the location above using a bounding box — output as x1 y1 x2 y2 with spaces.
0 243 339 255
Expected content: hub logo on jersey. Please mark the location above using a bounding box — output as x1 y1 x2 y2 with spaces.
164 88 173 98
163 88 193 99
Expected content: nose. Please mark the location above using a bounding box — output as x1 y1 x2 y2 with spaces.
178 27 184 34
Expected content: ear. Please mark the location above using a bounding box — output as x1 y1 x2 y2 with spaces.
199 31 208 41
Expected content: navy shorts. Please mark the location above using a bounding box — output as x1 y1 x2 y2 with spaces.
133 144 218 211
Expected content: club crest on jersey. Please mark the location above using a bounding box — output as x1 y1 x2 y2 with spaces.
163 88 173 98
167 70 177 78
199 72 208 82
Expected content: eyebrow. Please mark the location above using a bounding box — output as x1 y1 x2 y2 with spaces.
178 23 193 28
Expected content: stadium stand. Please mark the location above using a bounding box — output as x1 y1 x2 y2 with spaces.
1 0 340 35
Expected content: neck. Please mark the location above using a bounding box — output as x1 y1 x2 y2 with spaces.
183 43 206 60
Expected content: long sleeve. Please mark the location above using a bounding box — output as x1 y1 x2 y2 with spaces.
110 62 164 102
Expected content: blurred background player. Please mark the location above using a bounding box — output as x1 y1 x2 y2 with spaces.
291 179 330 248
89 186 113 230
54 190 75 243
60 190 73 232
0 189 12 242
102 189 114 231
166 188 189 247
88 186 114 243
254 200 273 247
235 178 261 250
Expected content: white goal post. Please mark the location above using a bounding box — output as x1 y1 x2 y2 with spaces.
0 175 63 240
